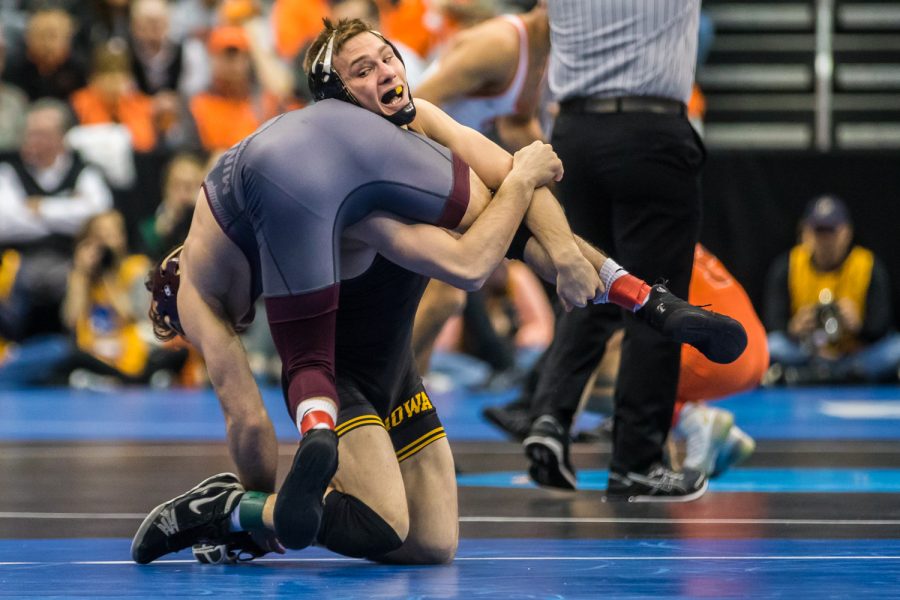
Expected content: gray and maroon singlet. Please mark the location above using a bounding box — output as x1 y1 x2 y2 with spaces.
201 99 470 419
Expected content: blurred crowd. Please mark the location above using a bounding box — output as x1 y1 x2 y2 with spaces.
0 0 548 389
0 0 897 396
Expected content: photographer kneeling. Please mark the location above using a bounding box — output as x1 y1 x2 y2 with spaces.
59 210 187 387
764 195 900 385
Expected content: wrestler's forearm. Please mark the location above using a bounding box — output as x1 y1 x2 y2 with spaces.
523 234 609 282
204 340 279 493
523 187 584 267
181 284 279 492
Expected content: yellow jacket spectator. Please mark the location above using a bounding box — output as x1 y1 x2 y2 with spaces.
61 211 188 384
764 195 900 384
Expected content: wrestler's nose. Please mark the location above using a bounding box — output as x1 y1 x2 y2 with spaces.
377 61 397 83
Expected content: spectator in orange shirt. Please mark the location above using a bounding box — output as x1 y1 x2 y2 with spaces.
271 0 331 61
70 42 158 153
190 25 294 152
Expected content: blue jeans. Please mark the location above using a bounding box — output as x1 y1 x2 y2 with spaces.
0 335 73 389
767 331 900 382
0 335 72 388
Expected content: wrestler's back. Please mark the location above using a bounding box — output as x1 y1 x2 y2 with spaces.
233 100 463 297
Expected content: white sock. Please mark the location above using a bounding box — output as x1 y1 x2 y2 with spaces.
229 505 243 532
295 398 338 435
596 257 627 304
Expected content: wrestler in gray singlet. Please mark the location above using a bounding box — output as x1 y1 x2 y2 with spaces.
202 99 469 301
201 98 470 420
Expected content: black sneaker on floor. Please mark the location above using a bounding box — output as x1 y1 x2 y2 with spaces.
604 464 708 503
639 284 747 364
131 473 244 564
523 415 577 491
482 404 533 441
274 428 339 550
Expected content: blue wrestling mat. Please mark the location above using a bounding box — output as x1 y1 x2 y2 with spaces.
1 538 898 600
2 385 900 441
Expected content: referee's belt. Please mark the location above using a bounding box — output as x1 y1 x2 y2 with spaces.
560 96 686 115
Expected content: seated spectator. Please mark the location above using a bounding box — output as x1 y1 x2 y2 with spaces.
70 42 158 153
138 152 206 260
72 41 198 154
127 0 209 99
427 261 554 391
764 195 900 385
0 29 28 155
4 8 88 101
60 210 187 386
0 98 113 338
0 247 72 388
189 25 293 152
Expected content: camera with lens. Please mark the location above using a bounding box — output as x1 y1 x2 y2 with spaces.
95 245 117 274
815 301 842 345
807 288 843 350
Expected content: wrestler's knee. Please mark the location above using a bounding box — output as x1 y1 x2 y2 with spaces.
416 538 458 565
317 491 408 559
404 518 459 565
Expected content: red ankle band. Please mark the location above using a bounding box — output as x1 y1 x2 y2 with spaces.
300 410 335 434
608 274 651 312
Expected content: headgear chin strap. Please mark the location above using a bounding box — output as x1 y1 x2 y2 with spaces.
308 29 417 126
148 245 186 338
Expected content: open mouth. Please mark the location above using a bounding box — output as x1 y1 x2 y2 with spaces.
380 85 405 107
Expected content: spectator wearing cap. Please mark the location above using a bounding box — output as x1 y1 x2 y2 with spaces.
4 8 88 101
189 24 295 152
0 28 28 154
763 195 900 385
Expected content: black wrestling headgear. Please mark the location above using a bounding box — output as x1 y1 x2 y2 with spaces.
307 29 416 126
147 245 185 339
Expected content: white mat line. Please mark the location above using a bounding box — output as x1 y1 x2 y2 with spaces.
460 516 900 525
2 512 900 526
0 512 146 519
3 555 900 567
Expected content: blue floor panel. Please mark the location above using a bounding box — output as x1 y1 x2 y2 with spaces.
2 385 900 442
1 538 897 599
457 467 900 493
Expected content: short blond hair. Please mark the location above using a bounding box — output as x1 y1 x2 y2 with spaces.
303 18 374 76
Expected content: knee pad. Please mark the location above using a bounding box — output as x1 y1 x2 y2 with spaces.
316 491 404 559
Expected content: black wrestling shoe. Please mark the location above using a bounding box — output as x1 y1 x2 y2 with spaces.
639 284 747 364
523 415 577 491
482 404 533 441
604 464 707 503
131 473 244 564
274 428 339 550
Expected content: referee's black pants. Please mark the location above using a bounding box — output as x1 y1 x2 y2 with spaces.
532 109 705 475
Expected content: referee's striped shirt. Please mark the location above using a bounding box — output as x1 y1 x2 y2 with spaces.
548 0 700 104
